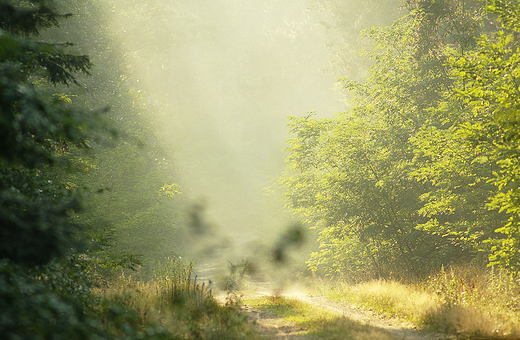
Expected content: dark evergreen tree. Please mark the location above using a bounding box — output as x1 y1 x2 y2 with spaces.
0 0 95 266
0 2 172 339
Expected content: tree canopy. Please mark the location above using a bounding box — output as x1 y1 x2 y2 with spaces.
282 0 520 280
0 0 95 267
0 1 178 338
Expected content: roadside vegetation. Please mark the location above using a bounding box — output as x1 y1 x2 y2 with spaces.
95 258 257 339
283 0 520 281
242 264 520 339
317 265 520 339
280 1 520 338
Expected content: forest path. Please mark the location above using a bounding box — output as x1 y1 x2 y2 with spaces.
238 289 450 340
197 260 448 339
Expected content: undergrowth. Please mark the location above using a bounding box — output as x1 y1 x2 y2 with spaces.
319 266 520 339
94 257 258 339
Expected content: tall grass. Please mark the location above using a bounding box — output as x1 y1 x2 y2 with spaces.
320 266 520 339
424 266 520 338
324 280 437 323
94 257 258 339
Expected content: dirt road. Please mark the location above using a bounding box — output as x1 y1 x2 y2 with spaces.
197 261 448 339
241 291 450 339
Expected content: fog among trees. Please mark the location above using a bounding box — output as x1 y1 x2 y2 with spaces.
1 0 520 339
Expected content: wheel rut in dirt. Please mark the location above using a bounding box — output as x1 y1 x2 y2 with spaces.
240 291 449 340
242 305 308 339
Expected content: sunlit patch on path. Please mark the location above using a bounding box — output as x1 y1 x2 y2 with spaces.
243 305 308 339
241 292 449 340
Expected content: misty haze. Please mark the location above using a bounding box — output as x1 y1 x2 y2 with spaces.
108 0 344 244
2 0 520 339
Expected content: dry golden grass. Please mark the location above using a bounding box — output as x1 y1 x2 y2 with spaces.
327 280 437 323
320 266 520 339
92 264 258 339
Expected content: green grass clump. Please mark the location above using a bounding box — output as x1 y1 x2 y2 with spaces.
95 258 258 339
245 296 397 339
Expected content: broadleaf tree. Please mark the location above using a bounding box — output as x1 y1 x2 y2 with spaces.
281 0 516 280
413 0 520 272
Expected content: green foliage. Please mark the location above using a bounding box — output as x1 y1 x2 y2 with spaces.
0 1 246 338
0 260 96 340
413 0 520 272
160 183 182 198
75 142 184 274
456 0 520 272
0 1 64 37
41 0 187 272
0 0 96 267
102 264 256 340
282 7 473 280
0 258 178 340
22 2 181 274
0 41 91 166
283 0 520 279
0 1 169 339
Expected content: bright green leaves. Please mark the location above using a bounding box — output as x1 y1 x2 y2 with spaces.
440 0 520 272
484 0 520 30
412 0 520 272
282 0 520 280
281 34 436 278
159 183 182 198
